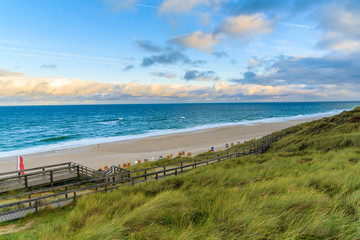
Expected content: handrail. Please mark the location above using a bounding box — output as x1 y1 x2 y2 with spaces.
0 162 73 176
0 133 282 221
0 165 77 181
126 136 269 174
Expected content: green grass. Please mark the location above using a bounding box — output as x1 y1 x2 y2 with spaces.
2 107 360 239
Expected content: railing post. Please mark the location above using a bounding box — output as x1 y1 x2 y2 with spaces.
50 171 53 187
175 168 178 176
77 165 80 180
65 186 68 198
24 175 28 189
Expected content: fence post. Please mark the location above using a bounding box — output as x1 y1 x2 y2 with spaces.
181 162 183 171
144 169 147 180
35 200 38 212
77 165 80 180
50 171 53 187
218 154 220 162
65 186 68 198
28 194 31 207
24 175 28 189
105 183 108 192
156 173 158 180
175 168 178 176
74 192 77 202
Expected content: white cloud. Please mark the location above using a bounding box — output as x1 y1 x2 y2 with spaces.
150 72 177 79
317 2 360 53
248 58 261 67
159 0 223 14
171 13 273 52
216 14 273 39
0 69 356 105
320 6 360 38
171 31 221 52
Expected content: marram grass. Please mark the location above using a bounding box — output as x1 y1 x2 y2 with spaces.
2 107 360 239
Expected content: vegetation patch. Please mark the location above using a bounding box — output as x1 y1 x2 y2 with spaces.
2 107 360 239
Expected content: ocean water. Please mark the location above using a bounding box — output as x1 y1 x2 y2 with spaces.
0 102 359 158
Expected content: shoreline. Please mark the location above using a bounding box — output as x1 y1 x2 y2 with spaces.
0 117 321 173
0 109 343 159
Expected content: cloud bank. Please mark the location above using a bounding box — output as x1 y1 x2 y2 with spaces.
0 68 357 105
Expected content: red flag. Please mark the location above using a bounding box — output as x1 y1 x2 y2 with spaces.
17 156 24 174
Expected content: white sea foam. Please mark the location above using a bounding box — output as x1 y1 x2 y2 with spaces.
99 121 118 125
0 109 347 159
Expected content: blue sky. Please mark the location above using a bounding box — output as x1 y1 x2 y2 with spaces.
0 0 359 105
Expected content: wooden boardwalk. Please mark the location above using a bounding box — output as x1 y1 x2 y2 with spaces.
0 134 281 223
0 199 72 222
0 162 98 193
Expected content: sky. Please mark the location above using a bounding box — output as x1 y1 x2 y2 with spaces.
0 0 359 105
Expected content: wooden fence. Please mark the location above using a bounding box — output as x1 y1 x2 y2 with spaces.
0 134 281 222
0 162 99 193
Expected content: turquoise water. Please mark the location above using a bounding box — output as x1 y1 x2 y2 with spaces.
0 102 359 158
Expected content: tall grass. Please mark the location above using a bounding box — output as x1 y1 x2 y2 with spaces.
2 107 360 239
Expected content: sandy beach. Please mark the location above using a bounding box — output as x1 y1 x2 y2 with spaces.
0 118 319 173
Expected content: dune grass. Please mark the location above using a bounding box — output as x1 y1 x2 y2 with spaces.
1 107 360 239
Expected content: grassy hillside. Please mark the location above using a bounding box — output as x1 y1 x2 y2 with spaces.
1 107 360 239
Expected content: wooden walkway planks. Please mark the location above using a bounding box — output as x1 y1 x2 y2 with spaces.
0 199 73 223
0 134 281 223
0 163 98 194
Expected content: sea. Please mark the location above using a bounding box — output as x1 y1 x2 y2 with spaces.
0 102 359 158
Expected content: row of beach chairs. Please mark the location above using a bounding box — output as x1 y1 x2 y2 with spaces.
98 138 258 171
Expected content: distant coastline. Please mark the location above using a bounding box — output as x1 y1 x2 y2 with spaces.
0 108 347 159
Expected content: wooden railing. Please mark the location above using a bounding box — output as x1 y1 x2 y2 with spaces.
0 162 99 193
0 134 282 222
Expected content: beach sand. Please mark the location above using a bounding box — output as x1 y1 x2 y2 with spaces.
0 118 319 172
